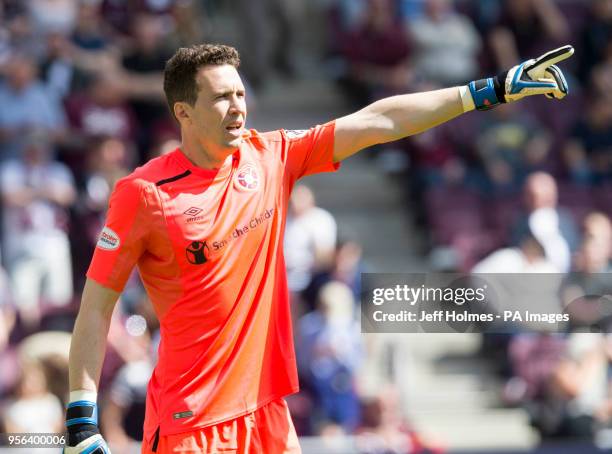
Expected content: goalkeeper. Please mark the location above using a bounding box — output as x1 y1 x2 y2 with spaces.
65 44 573 453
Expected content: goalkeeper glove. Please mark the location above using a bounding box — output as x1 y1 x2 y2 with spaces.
64 392 110 454
461 45 574 111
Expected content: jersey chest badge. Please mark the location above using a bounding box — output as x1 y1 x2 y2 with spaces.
234 164 260 192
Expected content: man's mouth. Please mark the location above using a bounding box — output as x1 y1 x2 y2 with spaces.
226 121 243 131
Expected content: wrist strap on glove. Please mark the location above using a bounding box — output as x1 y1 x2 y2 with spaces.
65 400 109 452
466 72 507 111
66 400 98 427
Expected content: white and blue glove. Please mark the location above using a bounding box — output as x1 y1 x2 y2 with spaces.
461 45 574 111
64 392 110 454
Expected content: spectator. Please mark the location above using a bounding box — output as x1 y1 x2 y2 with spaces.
587 37 612 103
101 319 154 451
404 113 480 194
39 32 74 102
476 103 553 195
0 131 76 328
511 172 578 272
577 0 612 84
167 0 208 47
235 0 296 89
472 217 565 358
70 137 132 287
355 387 443 454
82 137 131 217
575 212 612 272
297 281 363 432
341 0 413 105
25 0 78 37
562 213 612 329
305 237 367 308
0 279 19 398
547 333 610 440
121 13 172 162
562 95 612 185
0 53 66 160
2 3 45 59
66 72 137 144
489 0 569 70
583 212 612 260
409 0 482 86
285 185 337 297
502 333 567 415
63 72 137 174
472 230 558 274
99 0 162 36
71 1 112 52
3 360 64 433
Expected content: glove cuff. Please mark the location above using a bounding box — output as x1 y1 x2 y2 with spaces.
66 400 98 427
467 75 506 111
65 398 100 447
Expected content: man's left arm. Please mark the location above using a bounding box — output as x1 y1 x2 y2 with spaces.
334 87 463 162
333 45 574 162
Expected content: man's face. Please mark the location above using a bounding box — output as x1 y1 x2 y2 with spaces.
183 64 247 158
8 56 36 91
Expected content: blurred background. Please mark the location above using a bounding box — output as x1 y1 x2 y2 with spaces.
0 0 610 452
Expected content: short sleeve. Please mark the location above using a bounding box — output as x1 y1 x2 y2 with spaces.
283 121 339 181
86 178 150 292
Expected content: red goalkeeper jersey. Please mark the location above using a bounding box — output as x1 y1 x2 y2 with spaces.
86 122 338 445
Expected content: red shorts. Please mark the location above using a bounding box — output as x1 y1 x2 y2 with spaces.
141 399 301 454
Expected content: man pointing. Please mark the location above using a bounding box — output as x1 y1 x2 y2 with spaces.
65 43 573 453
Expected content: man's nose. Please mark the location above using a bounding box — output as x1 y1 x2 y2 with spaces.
229 95 245 114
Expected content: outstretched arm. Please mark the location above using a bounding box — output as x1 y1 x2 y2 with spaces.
334 87 464 162
333 45 574 162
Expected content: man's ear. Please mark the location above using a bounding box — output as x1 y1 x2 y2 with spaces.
174 102 191 125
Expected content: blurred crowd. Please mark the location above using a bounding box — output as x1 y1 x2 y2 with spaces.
327 0 611 271
0 0 610 453
326 0 612 447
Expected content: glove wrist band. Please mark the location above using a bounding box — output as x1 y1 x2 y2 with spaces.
66 400 98 427
65 392 104 449
466 77 504 111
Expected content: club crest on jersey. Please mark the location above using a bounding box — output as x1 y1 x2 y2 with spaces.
234 164 260 191
97 226 120 251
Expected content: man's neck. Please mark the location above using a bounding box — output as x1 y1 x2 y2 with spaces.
180 135 234 170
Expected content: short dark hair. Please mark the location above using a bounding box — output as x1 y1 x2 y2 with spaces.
163 44 241 122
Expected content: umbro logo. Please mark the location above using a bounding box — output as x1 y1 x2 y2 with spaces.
184 207 203 217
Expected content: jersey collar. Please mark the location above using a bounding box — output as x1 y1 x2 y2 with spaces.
172 147 239 180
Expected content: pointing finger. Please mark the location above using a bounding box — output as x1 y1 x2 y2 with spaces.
526 45 574 74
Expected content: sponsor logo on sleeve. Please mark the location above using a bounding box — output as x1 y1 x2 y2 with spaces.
97 226 121 251
284 129 308 139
